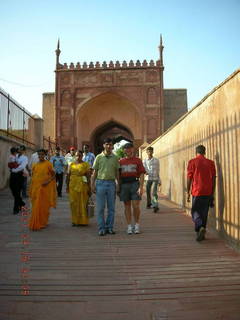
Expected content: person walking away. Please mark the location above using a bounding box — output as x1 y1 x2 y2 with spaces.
119 142 145 234
50 147 67 197
187 145 216 241
143 146 161 213
91 138 119 236
66 150 91 226
29 149 56 230
10 145 28 214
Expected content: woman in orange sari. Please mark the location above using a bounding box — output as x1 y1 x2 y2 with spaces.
29 149 56 230
66 150 91 226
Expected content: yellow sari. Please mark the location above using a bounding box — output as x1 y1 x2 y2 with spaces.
29 160 56 230
69 162 90 225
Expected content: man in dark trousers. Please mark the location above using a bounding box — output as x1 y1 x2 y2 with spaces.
187 145 216 241
10 145 28 214
50 147 66 197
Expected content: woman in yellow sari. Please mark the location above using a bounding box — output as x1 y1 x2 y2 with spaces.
66 150 91 226
29 149 56 231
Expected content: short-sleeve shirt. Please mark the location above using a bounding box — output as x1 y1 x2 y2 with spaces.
83 152 95 167
187 154 216 196
93 152 119 180
119 157 146 182
50 155 67 174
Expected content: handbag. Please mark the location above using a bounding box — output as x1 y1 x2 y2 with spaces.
87 197 95 218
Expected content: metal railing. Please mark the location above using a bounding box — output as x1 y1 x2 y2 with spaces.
43 136 57 155
0 87 36 147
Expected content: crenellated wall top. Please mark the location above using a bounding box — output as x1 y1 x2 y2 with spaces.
57 59 162 71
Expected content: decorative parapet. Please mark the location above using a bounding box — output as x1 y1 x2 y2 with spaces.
58 59 161 70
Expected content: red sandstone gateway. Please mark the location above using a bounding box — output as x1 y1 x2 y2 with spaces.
43 37 187 153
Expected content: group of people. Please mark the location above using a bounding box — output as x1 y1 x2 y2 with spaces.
8 140 216 242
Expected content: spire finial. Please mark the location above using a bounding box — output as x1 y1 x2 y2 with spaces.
158 34 164 67
55 38 61 67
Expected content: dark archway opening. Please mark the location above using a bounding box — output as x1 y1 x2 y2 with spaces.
91 121 133 154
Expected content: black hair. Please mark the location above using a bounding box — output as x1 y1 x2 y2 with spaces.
146 146 154 151
19 145 26 151
10 147 18 154
123 142 134 149
196 145 206 155
103 137 113 144
37 149 46 154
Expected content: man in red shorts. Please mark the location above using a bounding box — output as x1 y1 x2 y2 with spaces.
187 145 216 241
119 142 146 234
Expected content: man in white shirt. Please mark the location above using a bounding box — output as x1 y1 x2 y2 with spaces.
143 146 161 213
10 145 28 214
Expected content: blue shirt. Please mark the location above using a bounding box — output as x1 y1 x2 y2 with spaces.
83 152 95 167
50 155 66 174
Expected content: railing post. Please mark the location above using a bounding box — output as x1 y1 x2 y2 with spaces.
23 108 25 143
7 94 10 136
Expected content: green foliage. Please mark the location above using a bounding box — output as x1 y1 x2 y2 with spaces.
115 147 125 159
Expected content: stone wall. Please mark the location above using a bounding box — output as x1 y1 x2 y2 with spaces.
163 89 187 130
43 93 55 140
142 69 240 249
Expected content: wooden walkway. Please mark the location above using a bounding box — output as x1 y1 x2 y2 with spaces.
1 188 240 320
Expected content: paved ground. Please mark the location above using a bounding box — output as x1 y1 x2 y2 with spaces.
1 188 240 320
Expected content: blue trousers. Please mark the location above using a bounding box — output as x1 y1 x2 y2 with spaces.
96 180 116 232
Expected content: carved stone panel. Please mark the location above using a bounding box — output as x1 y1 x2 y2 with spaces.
147 118 157 135
60 73 71 86
60 109 71 136
100 72 114 84
147 87 157 104
146 70 158 83
116 70 144 85
74 72 98 86
61 90 72 106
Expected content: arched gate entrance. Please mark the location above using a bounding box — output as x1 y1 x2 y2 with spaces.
91 121 133 154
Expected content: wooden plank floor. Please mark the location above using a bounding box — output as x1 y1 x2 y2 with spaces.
1 188 240 320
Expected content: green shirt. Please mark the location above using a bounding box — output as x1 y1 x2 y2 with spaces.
93 152 119 180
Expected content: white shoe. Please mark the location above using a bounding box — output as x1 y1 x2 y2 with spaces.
134 224 140 234
127 225 133 235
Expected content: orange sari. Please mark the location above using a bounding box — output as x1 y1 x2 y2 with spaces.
29 160 56 230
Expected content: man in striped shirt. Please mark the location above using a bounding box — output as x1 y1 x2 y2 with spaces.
143 146 161 213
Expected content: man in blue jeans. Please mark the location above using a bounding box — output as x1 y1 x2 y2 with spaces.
91 138 119 236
